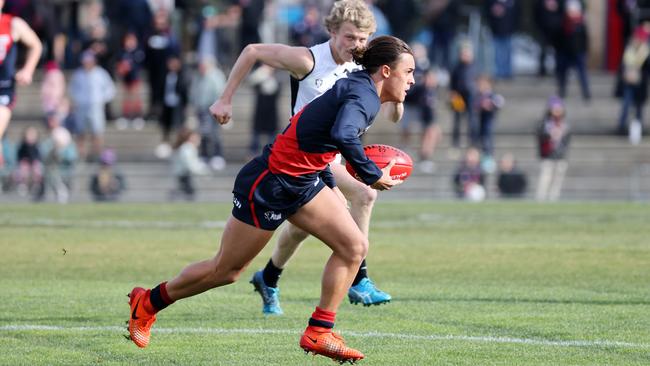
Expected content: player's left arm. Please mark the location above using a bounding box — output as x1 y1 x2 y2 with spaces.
330 98 382 185
12 16 43 86
381 102 404 123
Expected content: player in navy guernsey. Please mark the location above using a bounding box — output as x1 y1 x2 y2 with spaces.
266 70 384 186
0 0 42 168
211 0 402 316
126 36 415 364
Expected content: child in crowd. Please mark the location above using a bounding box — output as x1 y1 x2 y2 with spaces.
36 126 78 203
14 126 43 196
90 148 125 202
116 32 146 130
536 96 571 201
476 75 505 173
189 56 227 170
497 152 527 198
170 127 208 201
450 41 478 150
156 55 189 160
453 147 486 201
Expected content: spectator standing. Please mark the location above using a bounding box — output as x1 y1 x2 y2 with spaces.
556 0 591 101
497 152 527 198
40 61 67 120
425 0 461 71
476 75 505 172
534 0 564 77
90 148 125 202
617 0 638 48
231 0 266 51
156 55 189 159
536 96 571 201
453 147 486 201
36 126 78 203
68 50 116 162
14 126 43 196
145 10 180 121
377 0 418 42
115 31 146 130
617 26 650 139
189 56 227 170
484 0 520 80
248 65 281 158
170 127 208 201
400 43 441 173
450 41 478 149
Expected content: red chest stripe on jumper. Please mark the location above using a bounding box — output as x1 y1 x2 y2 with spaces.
268 108 337 176
0 15 14 64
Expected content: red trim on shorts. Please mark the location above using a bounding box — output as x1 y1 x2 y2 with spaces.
248 169 270 228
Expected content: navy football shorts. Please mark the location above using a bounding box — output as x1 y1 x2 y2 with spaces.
232 156 327 231
0 86 15 109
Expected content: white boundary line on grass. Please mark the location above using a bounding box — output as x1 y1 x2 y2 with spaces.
1 324 647 349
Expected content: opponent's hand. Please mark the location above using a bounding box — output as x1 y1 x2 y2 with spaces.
209 99 232 125
370 159 403 191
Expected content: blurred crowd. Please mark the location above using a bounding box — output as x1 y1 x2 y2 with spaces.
0 0 648 203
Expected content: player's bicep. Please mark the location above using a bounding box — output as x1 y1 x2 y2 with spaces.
252 44 313 79
11 17 40 47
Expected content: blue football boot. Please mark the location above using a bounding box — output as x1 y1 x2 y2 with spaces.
348 278 392 306
250 270 283 315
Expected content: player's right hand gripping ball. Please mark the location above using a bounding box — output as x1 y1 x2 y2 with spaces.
346 144 413 181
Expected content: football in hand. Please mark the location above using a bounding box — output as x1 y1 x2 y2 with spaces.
346 144 413 181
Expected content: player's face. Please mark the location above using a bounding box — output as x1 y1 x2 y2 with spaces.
330 22 370 63
381 53 415 103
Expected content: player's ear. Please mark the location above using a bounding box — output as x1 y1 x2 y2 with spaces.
381 64 391 79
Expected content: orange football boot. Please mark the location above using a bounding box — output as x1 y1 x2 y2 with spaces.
300 326 365 364
127 287 157 348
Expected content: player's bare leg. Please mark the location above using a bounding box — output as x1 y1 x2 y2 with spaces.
250 188 347 315
331 163 392 306
289 186 366 363
127 217 274 348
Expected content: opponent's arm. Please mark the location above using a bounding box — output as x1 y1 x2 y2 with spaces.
12 17 42 85
210 44 313 124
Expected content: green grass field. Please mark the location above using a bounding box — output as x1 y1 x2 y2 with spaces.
1 202 649 365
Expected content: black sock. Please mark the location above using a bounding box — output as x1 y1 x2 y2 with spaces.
262 259 283 288
149 282 173 312
351 259 368 286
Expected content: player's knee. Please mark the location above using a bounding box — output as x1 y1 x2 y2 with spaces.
286 223 309 244
209 263 245 286
345 236 369 265
349 185 377 208
217 268 243 285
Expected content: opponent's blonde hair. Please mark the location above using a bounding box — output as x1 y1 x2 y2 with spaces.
324 0 376 35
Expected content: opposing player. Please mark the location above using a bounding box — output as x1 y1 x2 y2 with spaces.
0 0 42 167
210 0 401 316
127 35 414 363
